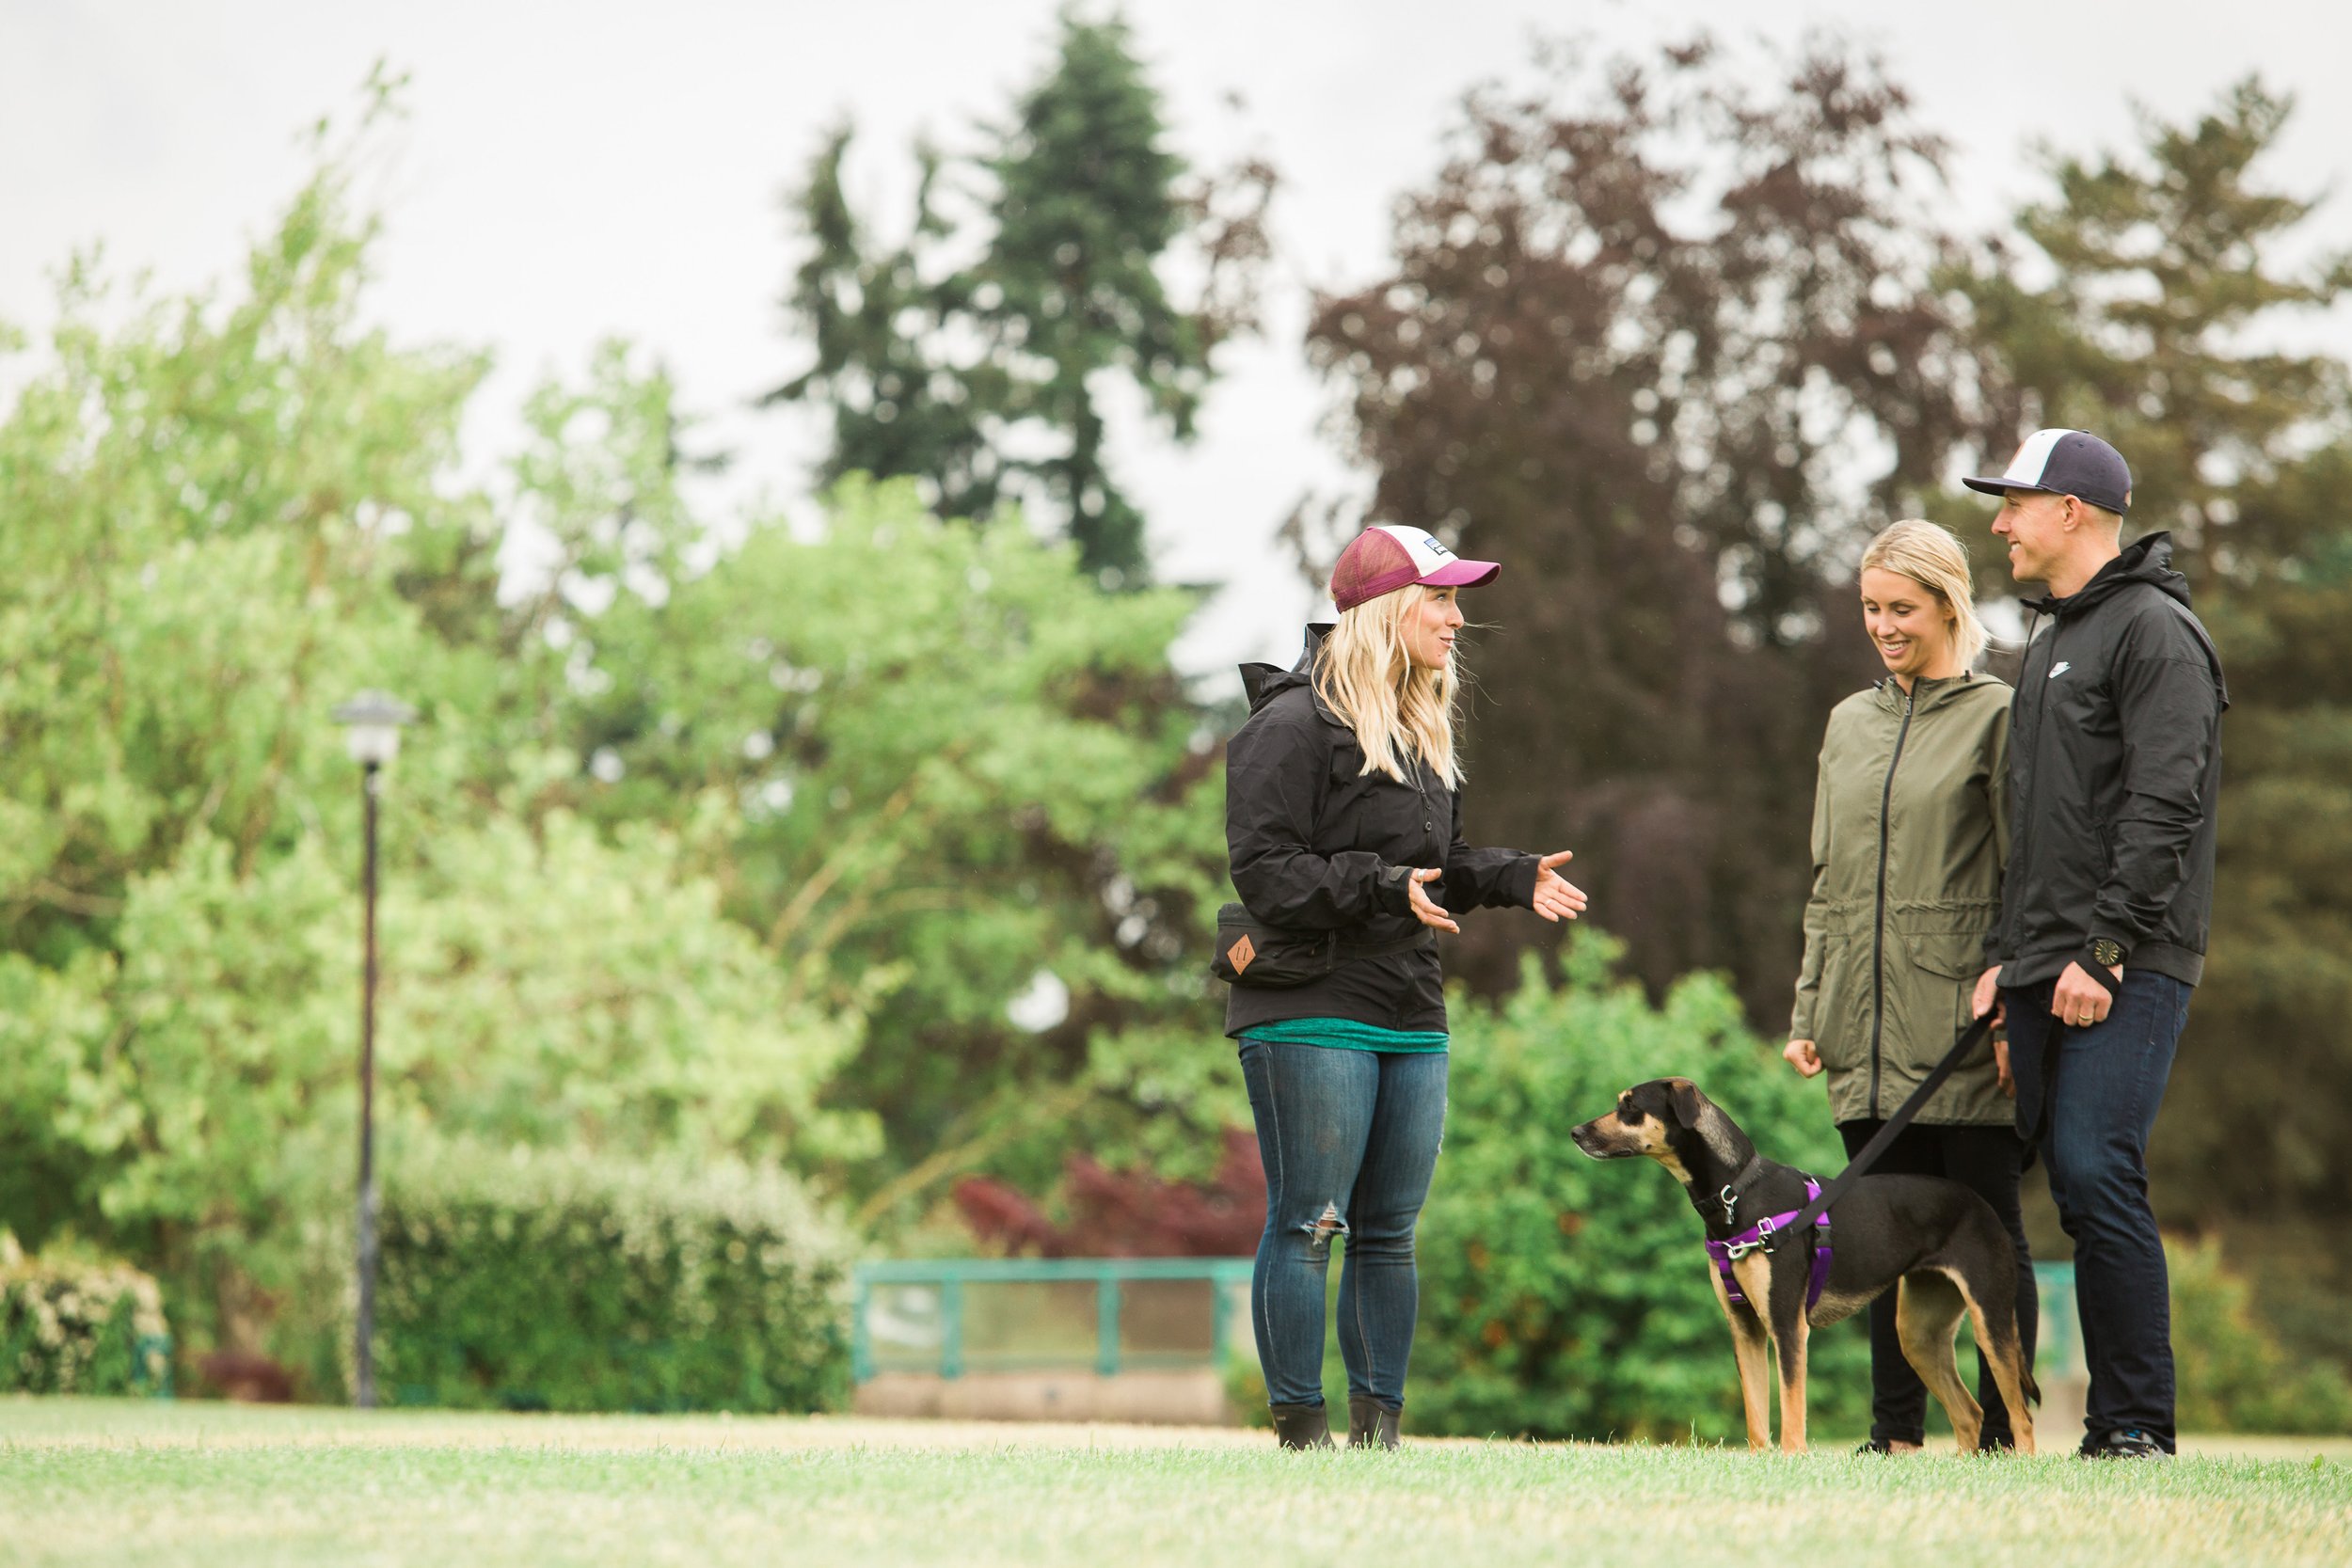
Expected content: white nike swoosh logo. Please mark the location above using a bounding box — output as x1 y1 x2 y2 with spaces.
2048 661 2071 679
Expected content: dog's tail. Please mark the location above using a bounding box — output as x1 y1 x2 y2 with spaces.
2023 1365 2042 1407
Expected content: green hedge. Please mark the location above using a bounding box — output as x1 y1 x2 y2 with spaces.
2170 1233 2352 1433
0 1233 171 1395
374 1145 850 1413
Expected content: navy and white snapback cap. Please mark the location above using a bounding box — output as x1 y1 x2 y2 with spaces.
1963 428 2132 514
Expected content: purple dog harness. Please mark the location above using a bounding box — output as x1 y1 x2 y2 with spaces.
1705 1177 1833 1311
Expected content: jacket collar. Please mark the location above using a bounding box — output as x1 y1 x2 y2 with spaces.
1238 624 1351 729
1871 670 1979 712
2025 531 2190 618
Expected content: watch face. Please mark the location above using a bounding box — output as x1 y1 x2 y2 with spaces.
2092 940 2124 968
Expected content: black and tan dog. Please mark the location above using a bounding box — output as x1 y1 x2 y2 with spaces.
1570 1077 2037 1454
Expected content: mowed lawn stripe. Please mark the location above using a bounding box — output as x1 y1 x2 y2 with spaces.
3 1403 2347 1568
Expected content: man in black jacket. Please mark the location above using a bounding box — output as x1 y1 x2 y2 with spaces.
1966 429 2227 1459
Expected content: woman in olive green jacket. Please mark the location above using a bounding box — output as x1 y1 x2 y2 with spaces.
1785 518 2035 1454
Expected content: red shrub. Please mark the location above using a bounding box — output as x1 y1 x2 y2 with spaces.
952 1130 1264 1257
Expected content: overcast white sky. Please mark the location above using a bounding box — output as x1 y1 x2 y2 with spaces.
8 1 2350 689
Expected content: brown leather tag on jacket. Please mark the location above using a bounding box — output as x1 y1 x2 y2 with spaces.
1228 934 1256 974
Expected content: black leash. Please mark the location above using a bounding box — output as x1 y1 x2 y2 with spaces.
1781 1008 1998 1239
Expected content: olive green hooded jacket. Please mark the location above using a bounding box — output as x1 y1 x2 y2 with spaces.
1790 673 2012 1127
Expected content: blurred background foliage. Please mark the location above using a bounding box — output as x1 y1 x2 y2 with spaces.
2 18 2348 1430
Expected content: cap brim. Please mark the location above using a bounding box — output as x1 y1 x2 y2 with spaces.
1420 560 1500 588
1963 474 2058 498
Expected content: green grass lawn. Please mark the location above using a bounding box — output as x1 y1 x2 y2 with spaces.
6 1399 2349 1568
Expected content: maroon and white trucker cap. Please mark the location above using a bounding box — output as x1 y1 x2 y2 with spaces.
1329 525 1501 613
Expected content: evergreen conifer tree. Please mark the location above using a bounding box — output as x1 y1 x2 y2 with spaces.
768 11 1270 584
1956 81 2352 1224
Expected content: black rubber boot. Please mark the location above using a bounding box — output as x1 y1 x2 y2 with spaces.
1347 1396 1401 1450
1269 1402 1335 1450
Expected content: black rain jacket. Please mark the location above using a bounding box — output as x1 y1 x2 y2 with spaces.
1996 531 2228 991
1222 626 1539 1038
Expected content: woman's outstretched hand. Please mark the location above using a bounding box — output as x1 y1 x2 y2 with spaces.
1406 867 1459 933
1530 850 1588 923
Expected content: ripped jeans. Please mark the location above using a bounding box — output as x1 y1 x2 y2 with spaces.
1237 1037 1448 1411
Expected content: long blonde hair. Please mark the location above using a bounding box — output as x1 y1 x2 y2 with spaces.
1860 519 1987 672
1313 583 1462 785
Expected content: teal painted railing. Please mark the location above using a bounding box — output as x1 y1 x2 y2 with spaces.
851 1257 1254 1383
133 1332 173 1398
851 1258 2085 1386
2032 1261 2083 1380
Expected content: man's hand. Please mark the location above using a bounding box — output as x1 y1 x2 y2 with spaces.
1783 1038 1823 1078
2049 960 2123 1028
1406 867 1459 933
1530 850 1588 923
1971 965 2004 1025
1994 1037 2015 1098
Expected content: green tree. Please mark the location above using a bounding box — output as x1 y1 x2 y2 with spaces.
0 93 1253 1396
1950 80 2352 1227
769 9 1272 582
549 474 1239 1215
0 127 858 1369
767 128 1004 526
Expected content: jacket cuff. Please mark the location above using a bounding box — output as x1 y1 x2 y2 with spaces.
1503 854 1541 911
1375 862 1416 917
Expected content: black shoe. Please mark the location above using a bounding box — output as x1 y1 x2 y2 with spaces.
1270 1402 1335 1450
1854 1437 1895 1454
1346 1396 1401 1450
2079 1428 2171 1460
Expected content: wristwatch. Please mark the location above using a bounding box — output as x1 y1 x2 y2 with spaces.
2090 937 2127 970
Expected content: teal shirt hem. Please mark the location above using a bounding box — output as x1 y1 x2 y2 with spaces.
1241 1017 1450 1053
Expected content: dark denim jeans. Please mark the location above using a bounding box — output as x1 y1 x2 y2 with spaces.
1836 1119 2035 1448
2004 971 2193 1451
1237 1038 1447 1411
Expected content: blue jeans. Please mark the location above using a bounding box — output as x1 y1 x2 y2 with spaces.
2003 971 2193 1450
1237 1038 1448 1411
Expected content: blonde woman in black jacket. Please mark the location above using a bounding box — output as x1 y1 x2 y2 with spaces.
1220 525 1585 1450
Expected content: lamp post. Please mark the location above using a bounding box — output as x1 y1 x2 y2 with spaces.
331 689 416 1409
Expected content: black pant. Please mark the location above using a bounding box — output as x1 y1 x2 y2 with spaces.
2003 974 2191 1450
1836 1119 2038 1448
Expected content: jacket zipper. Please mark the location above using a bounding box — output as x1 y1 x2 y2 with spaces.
2000 617 2058 963
1869 683 1917 1118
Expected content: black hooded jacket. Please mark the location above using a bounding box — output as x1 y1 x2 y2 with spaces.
1997 532 2228 989
1222 626 1540 1038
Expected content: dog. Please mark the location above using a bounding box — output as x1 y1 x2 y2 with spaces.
1569 1077 2037 1454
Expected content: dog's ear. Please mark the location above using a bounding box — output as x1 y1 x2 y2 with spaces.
1666 1078 1707 1130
